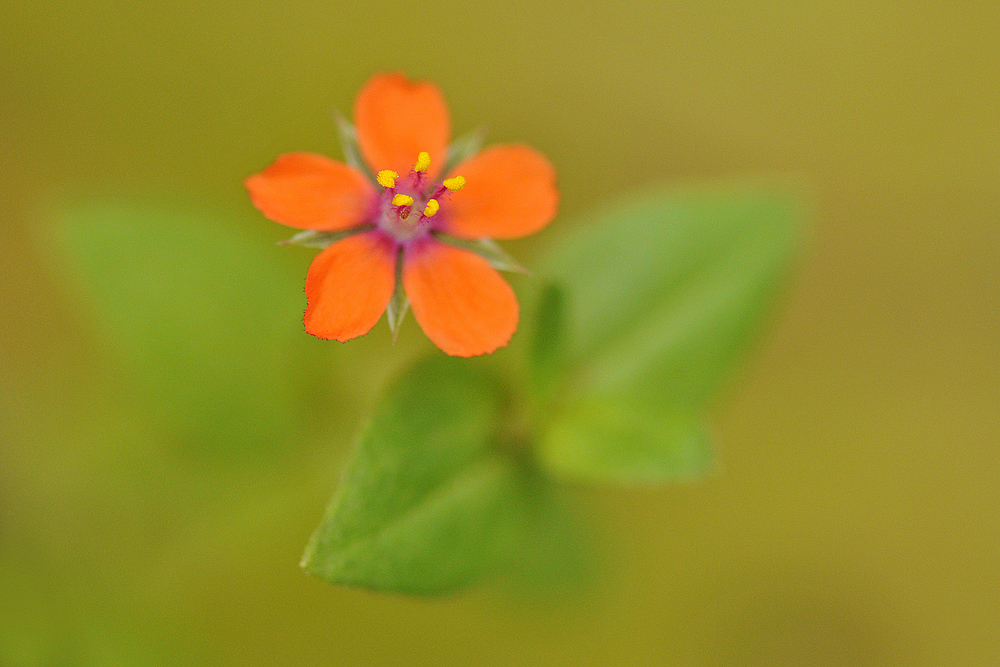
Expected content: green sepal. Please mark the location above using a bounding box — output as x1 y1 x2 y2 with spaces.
443 127 486 176
385 248 409 341
334 113 376 183
278 225 371 249
433 233 528 274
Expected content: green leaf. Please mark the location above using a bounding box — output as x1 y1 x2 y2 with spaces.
507 475 592 597
49 198 326 463
539 396 712 483
278 225 369 249
528 282 567 401
302 356 531 595
535 183 800 481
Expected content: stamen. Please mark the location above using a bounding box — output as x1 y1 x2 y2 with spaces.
392 194 414 207
413 151 431 173
442 176 465 191
377 170 398 188
423 199 440 217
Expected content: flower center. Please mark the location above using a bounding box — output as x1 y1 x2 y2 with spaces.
373 152 465 242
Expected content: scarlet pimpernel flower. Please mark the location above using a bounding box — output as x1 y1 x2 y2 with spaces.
245 72 558 356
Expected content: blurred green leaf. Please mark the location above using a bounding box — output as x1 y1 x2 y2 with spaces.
302 356 530 594
506 475 592 598
535 183 800 481
51 198 327 463
528 282 567 401
539 396 712 482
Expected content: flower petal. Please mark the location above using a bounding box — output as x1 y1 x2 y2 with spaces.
354 72 450 179
403 240 518 357
304 232 396 341
245 153 375 231
444 145 558 240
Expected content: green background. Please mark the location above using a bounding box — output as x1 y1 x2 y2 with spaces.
2 0 998 664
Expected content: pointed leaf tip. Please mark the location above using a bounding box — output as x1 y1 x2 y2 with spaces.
302 357 532 594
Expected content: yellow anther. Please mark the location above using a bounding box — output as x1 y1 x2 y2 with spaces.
414 151 431 173
377 170 398 188
442 175 466 191
392 194 414 207
423 199 440 217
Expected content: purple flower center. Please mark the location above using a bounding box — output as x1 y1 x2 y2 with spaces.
371 152 465 243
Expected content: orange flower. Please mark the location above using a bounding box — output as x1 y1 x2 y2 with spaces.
245 72 558 357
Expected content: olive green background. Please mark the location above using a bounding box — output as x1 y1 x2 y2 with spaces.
2 0 998 664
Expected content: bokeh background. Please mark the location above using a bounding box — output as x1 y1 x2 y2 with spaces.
2 1 998 664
